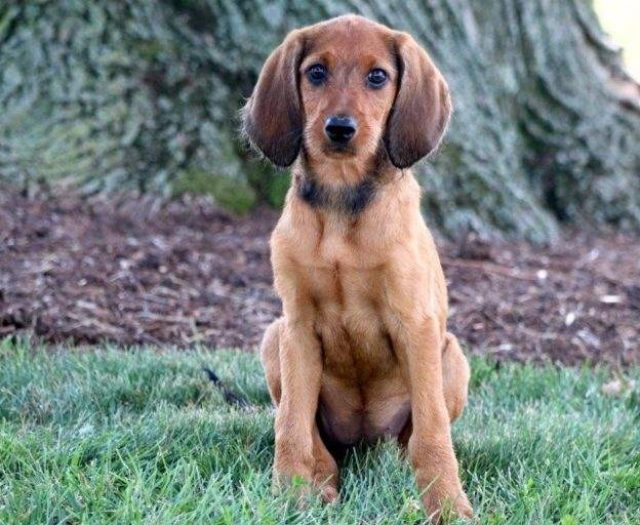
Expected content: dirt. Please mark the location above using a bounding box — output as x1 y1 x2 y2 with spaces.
1 189 638 366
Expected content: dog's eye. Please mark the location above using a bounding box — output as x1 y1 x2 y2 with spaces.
307 64 327 85
367 68 388 88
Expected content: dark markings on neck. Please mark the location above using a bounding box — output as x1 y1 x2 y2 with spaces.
298 177 376 215
297 147 387 215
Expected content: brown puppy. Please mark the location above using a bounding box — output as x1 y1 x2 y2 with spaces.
242 14 472 522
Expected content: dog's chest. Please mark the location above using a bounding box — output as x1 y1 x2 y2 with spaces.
306 249 411 445
280 208 414 444
284 211 401 376
306 254 395 380
309 260 409 443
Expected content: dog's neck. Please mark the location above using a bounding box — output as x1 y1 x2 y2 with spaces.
294 148 395 216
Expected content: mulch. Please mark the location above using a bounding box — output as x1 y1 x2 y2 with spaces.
1 189 638 366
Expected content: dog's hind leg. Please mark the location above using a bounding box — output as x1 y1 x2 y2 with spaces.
397 332 470 449
260 318 284 405
260 318 339 503
442 332 470 423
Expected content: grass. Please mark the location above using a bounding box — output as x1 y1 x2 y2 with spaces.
0 337 638 524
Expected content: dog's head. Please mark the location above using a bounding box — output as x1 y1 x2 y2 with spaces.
242 15 451 173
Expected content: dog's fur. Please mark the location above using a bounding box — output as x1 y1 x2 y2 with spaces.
242 15 472 521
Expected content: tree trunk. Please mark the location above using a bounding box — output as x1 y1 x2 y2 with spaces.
1 0 638 241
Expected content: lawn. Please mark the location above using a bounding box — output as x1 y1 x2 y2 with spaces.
0 337 638 524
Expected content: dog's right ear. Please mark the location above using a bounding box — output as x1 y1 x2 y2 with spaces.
242 30 305 168
384 32 452 169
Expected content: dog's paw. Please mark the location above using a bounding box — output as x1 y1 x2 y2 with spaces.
272 472 313 507
422 486 473 524
314 461 340 504
320 484 339 504
273 471 339 507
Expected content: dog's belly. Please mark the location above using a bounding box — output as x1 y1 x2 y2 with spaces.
314 301 411 445
318 376 411 445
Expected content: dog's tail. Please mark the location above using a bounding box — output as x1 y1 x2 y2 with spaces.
202 367 251 408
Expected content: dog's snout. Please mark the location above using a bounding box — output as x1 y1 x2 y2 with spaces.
324 115 357 144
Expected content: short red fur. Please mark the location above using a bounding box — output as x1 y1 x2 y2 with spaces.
243 14 472 522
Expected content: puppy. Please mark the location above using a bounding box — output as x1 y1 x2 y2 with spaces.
242 14 472 522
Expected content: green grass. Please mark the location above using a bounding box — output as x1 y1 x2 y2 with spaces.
0 337 638 524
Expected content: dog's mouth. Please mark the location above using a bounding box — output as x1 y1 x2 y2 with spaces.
322 142 357 157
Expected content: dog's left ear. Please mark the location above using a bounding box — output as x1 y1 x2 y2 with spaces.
242 30 305 168
384 33 452 169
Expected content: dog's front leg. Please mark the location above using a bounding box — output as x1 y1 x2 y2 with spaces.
396 315 473 522
274 319 323 492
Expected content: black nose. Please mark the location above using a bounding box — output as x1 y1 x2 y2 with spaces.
324 115 357 144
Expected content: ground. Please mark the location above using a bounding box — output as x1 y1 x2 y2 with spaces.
0 338 638 524
1 189 639 365
1 190 639 523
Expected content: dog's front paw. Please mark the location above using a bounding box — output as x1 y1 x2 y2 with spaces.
272 464 340 507
421 484 473 523
319 484 339 504
272 472 340 509
313 452 340 504
272 469 314 507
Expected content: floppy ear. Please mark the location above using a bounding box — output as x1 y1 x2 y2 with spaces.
242 30 305 167
384 33 452 169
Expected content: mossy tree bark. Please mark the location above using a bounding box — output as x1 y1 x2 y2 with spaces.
1 0 638 241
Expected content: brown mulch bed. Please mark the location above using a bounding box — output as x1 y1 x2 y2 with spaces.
1 189 638 365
